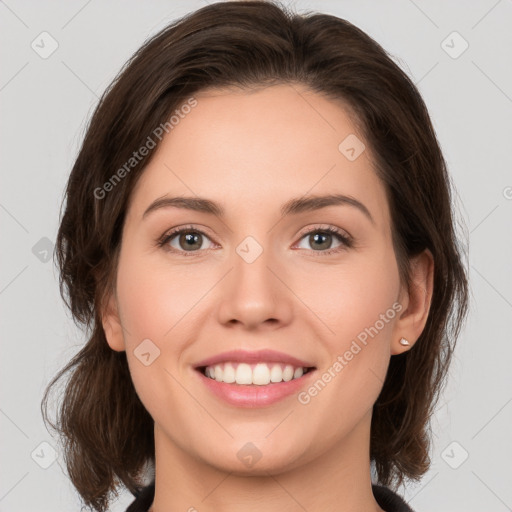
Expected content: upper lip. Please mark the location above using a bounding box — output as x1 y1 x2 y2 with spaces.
194 349 316 369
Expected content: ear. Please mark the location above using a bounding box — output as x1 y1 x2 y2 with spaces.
101 292 126 352
391 249 434 355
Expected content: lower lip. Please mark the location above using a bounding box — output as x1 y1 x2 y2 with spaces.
195 368 316 408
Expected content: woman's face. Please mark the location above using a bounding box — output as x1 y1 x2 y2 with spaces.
104 84 412 475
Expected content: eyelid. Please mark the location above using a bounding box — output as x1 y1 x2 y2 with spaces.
295 224 353 243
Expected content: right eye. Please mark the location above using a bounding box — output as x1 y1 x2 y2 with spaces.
158 226 217 255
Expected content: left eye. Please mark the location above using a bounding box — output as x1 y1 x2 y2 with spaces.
295 228 350 252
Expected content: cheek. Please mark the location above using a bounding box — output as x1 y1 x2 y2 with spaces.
114 250 203 426
296 259 400 430
115 249 208 344
292 250 400 341
295 246 400 398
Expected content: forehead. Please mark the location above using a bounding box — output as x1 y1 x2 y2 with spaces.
127 84 390 231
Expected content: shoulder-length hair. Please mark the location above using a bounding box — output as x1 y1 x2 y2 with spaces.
41 1 469 510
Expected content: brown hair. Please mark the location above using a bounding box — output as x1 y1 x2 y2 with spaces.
41 1 469 510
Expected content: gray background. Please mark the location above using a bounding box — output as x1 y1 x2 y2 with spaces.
1 0 511 510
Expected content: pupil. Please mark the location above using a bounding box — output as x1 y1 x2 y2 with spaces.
311 232 331 250
180 232 201 250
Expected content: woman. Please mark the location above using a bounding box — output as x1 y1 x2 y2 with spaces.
41 1 469 511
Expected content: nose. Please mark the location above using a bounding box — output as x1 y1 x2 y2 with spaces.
215 243 294 331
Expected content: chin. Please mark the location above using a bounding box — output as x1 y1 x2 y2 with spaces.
198 437 305 476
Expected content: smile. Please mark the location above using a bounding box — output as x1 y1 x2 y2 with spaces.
195 364 317 408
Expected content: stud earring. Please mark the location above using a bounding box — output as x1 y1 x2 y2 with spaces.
399 337 410 346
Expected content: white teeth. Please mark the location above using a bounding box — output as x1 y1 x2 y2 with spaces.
252 363 270 385
282 365 294 382
222 362 236 383
202 362 310 385
235 363 253 385
293 367 304 379
270 364 284 383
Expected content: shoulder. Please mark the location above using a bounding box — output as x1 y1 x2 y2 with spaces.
125 480 155 512
372 484 415 512
124 480 413 512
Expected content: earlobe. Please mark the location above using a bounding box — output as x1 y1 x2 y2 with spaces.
391 249 434 355
101 293 126 352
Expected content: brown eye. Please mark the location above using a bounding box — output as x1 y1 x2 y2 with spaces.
177 231 204 251
160 228 215 254
308 232 334 251
296 227 351 254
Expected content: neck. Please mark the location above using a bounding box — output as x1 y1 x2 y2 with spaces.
148 410 384 512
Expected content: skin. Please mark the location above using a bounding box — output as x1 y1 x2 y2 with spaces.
102 84 434 512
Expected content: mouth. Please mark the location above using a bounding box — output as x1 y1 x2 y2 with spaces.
195 362 317 386
194 362 318 408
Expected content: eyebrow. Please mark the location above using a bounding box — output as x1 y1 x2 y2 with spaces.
142 193 375 224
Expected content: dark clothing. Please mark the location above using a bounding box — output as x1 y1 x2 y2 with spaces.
126 480 414 512
372 484 415 511
126 480 154 512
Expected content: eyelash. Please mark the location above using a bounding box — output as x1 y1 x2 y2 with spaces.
156 224 354 257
